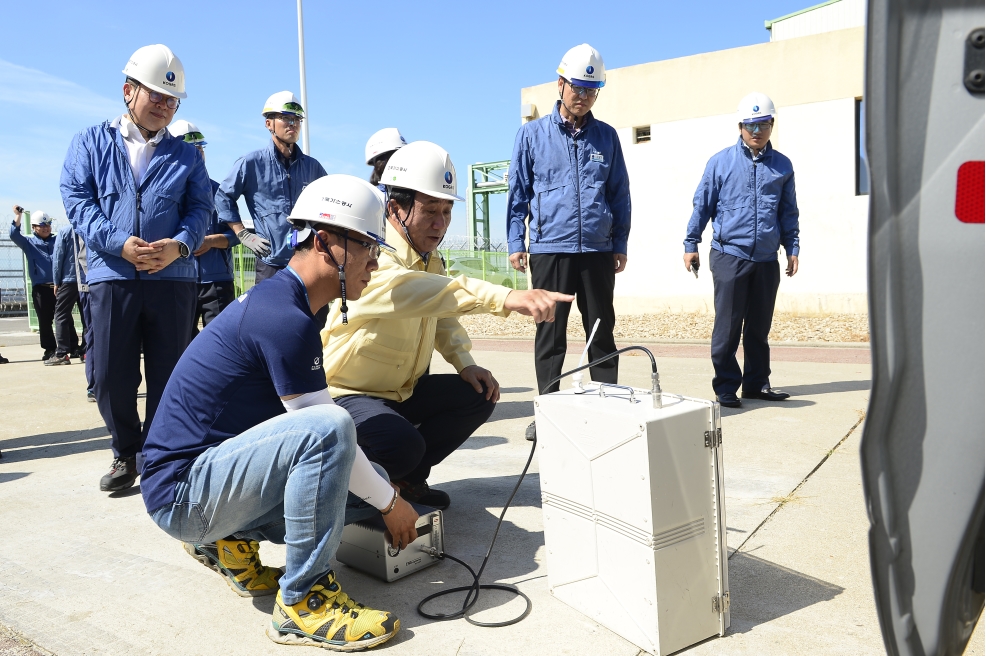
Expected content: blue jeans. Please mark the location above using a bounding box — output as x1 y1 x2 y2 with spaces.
149 405 381 605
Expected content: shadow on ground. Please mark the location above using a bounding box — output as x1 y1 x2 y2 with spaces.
0 472 30 484
499 387 533 394
781 380 871 395
460 435 509 450
252 472 546 636
720 399 816 416
726 551 844 633
489 401 533 421
0 427 110 463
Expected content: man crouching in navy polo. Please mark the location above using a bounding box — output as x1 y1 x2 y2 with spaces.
141 175 418 651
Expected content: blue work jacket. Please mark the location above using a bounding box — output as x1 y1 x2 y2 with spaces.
684 137 800 262
507 101 631 255
52 227 83 285
60 120 213 284
216 140 327 267
195 180 239 284
9 223 55 285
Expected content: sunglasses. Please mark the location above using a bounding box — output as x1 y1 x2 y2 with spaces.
566 82 599 99
274 114 304 126
742 121 773 134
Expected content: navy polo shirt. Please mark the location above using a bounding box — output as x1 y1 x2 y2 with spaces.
141 268 327 513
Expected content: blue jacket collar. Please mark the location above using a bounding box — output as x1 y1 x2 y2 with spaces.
736 135 773 161
551 100 595 132
267 138 301 166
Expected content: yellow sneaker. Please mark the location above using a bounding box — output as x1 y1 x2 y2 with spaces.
183 539 283 597
267 571 400 651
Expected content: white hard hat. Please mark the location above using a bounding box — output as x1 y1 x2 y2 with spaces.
262 91 304 117
30 211 52 226
287 175 394 250
737 92 776 123
122 44 187 99
557 43 606 89
168 119 207 146
382 141 463 202
365 127 407 165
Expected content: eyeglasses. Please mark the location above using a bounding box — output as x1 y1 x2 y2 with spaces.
274 114 304 126
323 229 381 259
742 121 773 134
133 83 180 109
566 82 599 99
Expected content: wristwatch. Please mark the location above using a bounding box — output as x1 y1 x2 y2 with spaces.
178 241 190 259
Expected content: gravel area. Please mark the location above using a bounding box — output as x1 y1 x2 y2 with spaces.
459 312 870 343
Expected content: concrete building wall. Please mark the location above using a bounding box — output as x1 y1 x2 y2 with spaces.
518 27 868 315
768 0 866 42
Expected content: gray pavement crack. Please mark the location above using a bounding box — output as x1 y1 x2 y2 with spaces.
728 413 866 560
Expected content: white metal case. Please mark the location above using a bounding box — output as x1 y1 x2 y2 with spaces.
534 384 729 656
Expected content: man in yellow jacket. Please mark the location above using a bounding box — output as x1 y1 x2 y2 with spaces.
322 141 572 509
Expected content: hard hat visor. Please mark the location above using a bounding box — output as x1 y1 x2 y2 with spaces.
741 116 773 124
567 77 605 89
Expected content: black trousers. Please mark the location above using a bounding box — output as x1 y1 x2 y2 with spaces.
530 252 618 394
256 260 328 329
31 285 56 353
80 290 94 390
54 282 85 356
335 374 495 484
709 249 781 396
193 281 235 336
89 279 196 459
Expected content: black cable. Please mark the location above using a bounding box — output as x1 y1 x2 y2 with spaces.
416 345 657 627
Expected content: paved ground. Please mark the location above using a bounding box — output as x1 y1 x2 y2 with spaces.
0 331 981 655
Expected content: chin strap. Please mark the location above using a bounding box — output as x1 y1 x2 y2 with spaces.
394 193 429 260
124 87 156 139
313 228 349 324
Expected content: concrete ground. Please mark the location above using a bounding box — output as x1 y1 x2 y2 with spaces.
0 324 982 655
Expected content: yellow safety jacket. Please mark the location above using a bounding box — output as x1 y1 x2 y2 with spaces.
321 223 511 402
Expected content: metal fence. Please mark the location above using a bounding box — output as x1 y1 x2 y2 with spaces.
0 236 28 317
12 241 526 332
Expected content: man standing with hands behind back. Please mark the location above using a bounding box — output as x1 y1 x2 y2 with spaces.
60 44 212 493
683 92 800 409
507 43 631 441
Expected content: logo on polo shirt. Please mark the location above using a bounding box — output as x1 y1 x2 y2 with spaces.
312 356 322 371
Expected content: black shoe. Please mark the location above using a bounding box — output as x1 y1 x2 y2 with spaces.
525 421 537 442
100 457 138 492
395 480 450 510
71 348 84 360
41 349 55 362
44 353 72 366
742 387 791 401
0 354 8 364
87 389 96 403
717 393 742 408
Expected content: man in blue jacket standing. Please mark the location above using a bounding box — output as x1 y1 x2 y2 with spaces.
60 44 212 492
50 224 87 366
683 92 800 409
9 207 57 361
169 120 239 333
216 92 328 325
507 44 631 440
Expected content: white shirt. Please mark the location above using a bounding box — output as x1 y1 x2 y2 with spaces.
112 114 167 186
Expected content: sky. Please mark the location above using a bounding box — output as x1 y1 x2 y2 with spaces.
0 0 814 242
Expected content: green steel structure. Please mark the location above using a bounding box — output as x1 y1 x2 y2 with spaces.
465 160 509 253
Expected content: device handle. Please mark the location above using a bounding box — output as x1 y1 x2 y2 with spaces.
598 383 638 403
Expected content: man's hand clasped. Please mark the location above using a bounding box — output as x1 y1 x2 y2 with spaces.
122 236 182 274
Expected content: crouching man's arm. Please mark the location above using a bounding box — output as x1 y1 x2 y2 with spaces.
281 389 419 550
